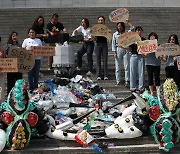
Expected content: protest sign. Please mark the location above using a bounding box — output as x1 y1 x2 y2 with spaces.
137 39 158 54
118 32 141 48
32 46 55 56
155 43 180 58
8 48 35 73
0 58 18 72
90 24 112 41
109 8 129 23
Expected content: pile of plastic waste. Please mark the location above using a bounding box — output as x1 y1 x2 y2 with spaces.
0 76 179 153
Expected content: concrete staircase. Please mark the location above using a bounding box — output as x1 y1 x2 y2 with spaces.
0 7 179 45
1 137 180 154
0 8 179 153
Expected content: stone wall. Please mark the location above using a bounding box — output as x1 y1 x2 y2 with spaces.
0 0 180 8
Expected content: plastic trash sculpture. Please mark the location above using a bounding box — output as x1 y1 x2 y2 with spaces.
0 79 76 152
142 78 180 152
90 92 151 139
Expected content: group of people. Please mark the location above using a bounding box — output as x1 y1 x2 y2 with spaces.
0 13 179 102
112 24 179 96
72 16 110 80
73 15 180 96
0 14 65 100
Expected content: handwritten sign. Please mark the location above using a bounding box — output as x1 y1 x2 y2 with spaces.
155 43 180 58
32 46 55 56
137 39 158 54
176 56 180 70
90 24 112 42
0 58 18 72
109 8 129 23
118 32 141 48
8 48 35 73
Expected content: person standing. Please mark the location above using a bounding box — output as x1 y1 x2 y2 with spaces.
32 16 48 42
112 19 134 86
46 13 67 69
22 28 42 92
72 18 94 76
144 32 161 96
94 16 109 80
129 26 146 93
5 31 22 94
160 34 180 89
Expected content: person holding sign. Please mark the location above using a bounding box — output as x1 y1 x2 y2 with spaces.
72 18 94 76
160 34 180 89
129 26 146 93
144 32 161 96
22 28 42 92
112 19 134 86
94 16 110 80
5 31 22 94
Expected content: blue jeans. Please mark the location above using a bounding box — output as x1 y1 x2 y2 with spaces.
115 48 130 83
28 59 41 91
130 54 145 91
77 41 94 71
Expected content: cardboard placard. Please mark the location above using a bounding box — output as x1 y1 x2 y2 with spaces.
109 8 129 23
32 46 55 56
0 58 18 72
8 48 35 73
137 39 158 54
90 24 112 42
118 32 141 48
155 43 180 58
176 56 180 70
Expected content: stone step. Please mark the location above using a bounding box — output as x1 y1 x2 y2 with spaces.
1 137 180 154
0 7 179 45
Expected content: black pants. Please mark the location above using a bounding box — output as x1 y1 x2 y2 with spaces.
165 66 175 79
44 33 69 44
146 65 160 86
77 41 94 71
95 43 108 77
7 72 22 94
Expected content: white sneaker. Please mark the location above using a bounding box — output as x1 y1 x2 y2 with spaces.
75 67 81 71
104 77 108 80
97 77 101 80
86 71 93 76
115 81 120 86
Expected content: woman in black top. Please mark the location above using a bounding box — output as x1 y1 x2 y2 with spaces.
6 31 22 94
32 16 48 42
95 16 109 80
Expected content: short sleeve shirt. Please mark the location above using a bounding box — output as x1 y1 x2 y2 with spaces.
22 38 42 59
46 22 64 35
130 37 146 54
76 25 92 39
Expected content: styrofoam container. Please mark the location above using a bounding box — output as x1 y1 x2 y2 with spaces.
53 45 75 65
